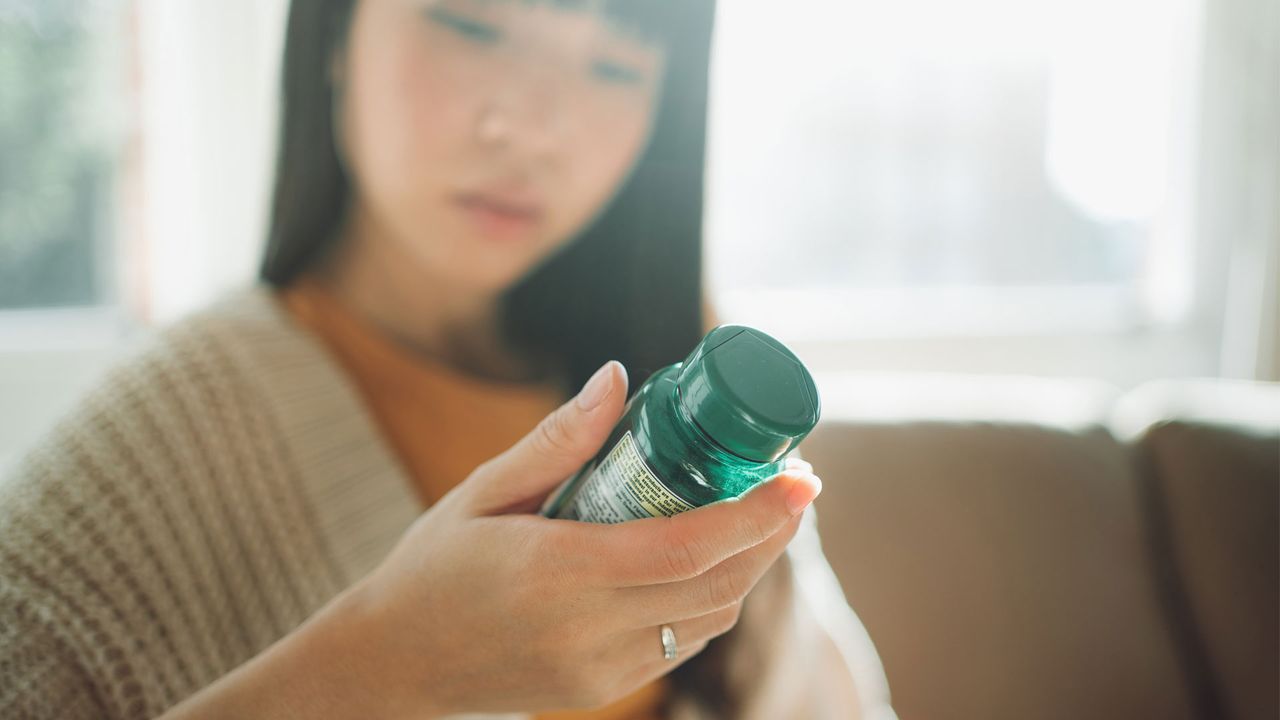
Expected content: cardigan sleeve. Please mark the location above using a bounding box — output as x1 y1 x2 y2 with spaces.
666 440 897 720
786 503 897 720
0 566 106 720
0 299 371 720
716 502 897 720
667 506 896 720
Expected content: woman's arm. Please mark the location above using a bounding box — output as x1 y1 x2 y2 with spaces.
786 502 897 720
663 459 895 719
700 499 895 720
0 597 102 719
155 582 428 720
0 478 418 720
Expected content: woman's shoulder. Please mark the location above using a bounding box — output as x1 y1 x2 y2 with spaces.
141 281 311 379
0 283 304 525
0 279 416 601
7 285 298 465
0 284 336 545
0 284 377 716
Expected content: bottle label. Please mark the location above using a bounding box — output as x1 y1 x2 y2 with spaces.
556 430 695 523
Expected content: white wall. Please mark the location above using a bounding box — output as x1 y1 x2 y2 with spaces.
134 0 288 324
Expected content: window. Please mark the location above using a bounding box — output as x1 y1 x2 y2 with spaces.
705 0 1203 340
0 0 134 311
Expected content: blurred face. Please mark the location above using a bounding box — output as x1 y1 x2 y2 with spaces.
337 0 667 294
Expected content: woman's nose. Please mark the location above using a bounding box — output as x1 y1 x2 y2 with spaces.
479 66 570 159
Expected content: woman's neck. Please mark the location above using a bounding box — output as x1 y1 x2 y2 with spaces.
309 210 550 385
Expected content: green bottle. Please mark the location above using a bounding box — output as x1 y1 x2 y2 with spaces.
539 325 821 523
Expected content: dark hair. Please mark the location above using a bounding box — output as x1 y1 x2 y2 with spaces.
260 0 716 401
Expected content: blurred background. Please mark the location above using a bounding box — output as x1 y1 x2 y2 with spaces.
1 1 1277 718
0 0 1276 464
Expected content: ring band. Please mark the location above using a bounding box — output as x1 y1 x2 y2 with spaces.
660 624 678 661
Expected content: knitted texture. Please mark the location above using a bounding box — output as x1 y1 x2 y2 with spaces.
0 286 893 720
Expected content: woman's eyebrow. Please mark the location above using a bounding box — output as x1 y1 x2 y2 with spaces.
474 0 606 14
445 0 659 50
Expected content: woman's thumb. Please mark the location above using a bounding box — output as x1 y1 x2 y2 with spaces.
459 360 629 516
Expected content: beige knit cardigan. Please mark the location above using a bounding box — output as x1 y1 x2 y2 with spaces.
0 285 894 720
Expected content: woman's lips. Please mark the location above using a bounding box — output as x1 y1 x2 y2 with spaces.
454 192 543 241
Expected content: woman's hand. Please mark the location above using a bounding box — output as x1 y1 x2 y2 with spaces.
160 360 821 719
349 360 822 717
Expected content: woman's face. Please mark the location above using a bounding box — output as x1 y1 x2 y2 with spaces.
337 0 667 295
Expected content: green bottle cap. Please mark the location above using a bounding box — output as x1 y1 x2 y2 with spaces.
675 324 821 463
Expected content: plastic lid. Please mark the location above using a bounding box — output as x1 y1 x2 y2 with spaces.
675 325 821 463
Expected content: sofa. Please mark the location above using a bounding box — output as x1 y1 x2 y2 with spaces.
803 376 1279 720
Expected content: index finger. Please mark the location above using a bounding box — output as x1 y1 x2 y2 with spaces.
576 469 822 587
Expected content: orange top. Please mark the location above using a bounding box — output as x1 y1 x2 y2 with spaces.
278 278 670 720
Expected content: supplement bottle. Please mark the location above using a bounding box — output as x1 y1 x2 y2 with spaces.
539 325 821 523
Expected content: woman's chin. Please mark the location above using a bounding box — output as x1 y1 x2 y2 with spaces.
453 258 539 297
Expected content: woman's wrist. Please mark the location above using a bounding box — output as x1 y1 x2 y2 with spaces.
158 578 443 720
320 574 453 720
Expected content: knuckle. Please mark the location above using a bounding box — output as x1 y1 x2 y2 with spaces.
660 522 705 580
542 527 601 586
713 602 743 635
737 506 776 548
705 564 748 609
510 532 559 583
471 455 498 478
526 524 564 562
533 409 577 458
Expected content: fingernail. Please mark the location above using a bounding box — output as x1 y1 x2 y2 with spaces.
576 361 616 411
786 457 813 473
785 474 822 517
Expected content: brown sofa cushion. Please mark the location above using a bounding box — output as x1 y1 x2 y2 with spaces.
805 418 1196 720
1117 381 1280 720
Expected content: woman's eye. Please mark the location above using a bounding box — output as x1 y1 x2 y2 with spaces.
426 8 501 44
591 60 645 86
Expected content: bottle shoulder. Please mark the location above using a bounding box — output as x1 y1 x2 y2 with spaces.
627 364 782 504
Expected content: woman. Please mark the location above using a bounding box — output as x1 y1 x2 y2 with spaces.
0 0 893 718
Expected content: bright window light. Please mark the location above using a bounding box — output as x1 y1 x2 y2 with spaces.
705 0 1202 339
